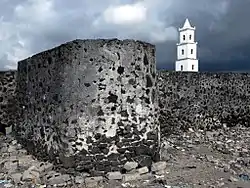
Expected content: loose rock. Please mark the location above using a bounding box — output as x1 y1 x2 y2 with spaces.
123 162 138 172
106 171 122 180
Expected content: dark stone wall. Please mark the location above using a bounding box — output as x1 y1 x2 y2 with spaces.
0 71 16 134
158 71 250 136
15 39 160 174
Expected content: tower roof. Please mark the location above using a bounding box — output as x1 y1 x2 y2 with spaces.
179 18 195 31
183 18 191 28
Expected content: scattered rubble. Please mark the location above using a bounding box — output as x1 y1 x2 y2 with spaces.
1 125 250 187
0 133 180 188
161 125 250 187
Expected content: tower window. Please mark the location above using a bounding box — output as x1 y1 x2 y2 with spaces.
181 49 184 55
183 35 185 40
181 65 183 71
189 35 192 40
192 65 194 70
191 49 193 54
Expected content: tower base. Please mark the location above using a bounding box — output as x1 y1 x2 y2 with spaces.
175 59 198 72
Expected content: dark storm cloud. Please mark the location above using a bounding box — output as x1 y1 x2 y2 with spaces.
0 0 247 71
156 0 250 70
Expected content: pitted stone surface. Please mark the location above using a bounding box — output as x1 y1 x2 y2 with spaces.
158 71 250 136
15 39 160 173
0 71 16 135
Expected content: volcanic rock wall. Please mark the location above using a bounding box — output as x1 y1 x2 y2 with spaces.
15 39 160 174
0 71 16 134
158 71 250 136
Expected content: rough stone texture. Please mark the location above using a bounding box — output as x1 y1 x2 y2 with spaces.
0 71 17 135
14 39 160 173
158 71 250 135
2 128 250 188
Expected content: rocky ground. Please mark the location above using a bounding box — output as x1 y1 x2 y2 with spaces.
1 125 250 188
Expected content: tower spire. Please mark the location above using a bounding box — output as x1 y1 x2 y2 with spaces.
179 18 195 31
183 18 191 28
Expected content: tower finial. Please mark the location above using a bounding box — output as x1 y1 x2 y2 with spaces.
183 18 191 28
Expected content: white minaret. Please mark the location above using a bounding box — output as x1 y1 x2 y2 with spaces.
175 18 199 72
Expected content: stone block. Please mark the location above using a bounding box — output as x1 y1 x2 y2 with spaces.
124 161 138 171
85 176 103 184
47 174 70 185
11 173 22 184
15 39 160 173
5 125 12 135
122 173 141 182
106 171 122 180
151 161 167 172
136 166 149 174
75 176 84 184
140 173 153 180
3 161 18 173
37 162 54 173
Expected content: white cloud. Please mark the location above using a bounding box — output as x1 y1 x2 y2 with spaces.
0 0 57 70
15 0 55 23
0 20 29 70
93 1 178 43
103 3 147 25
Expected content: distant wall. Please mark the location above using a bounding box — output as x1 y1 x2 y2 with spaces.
0 71 16 134
158 71 250 136
15 39 160 174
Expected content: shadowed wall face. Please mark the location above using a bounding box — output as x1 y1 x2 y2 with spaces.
0 71 16 135
158 71 250 136
15 39 160 173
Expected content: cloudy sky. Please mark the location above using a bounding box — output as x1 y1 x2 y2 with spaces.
0 0 249 71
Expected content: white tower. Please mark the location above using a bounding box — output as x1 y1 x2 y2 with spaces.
175 18 199 72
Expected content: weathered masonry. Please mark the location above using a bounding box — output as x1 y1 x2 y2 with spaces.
14 39 160 173
158 71 250 136
0 71 16 135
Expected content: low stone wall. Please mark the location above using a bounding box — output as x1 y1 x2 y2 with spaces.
158 71 250 135
15 39 160 174
0 71 16 134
